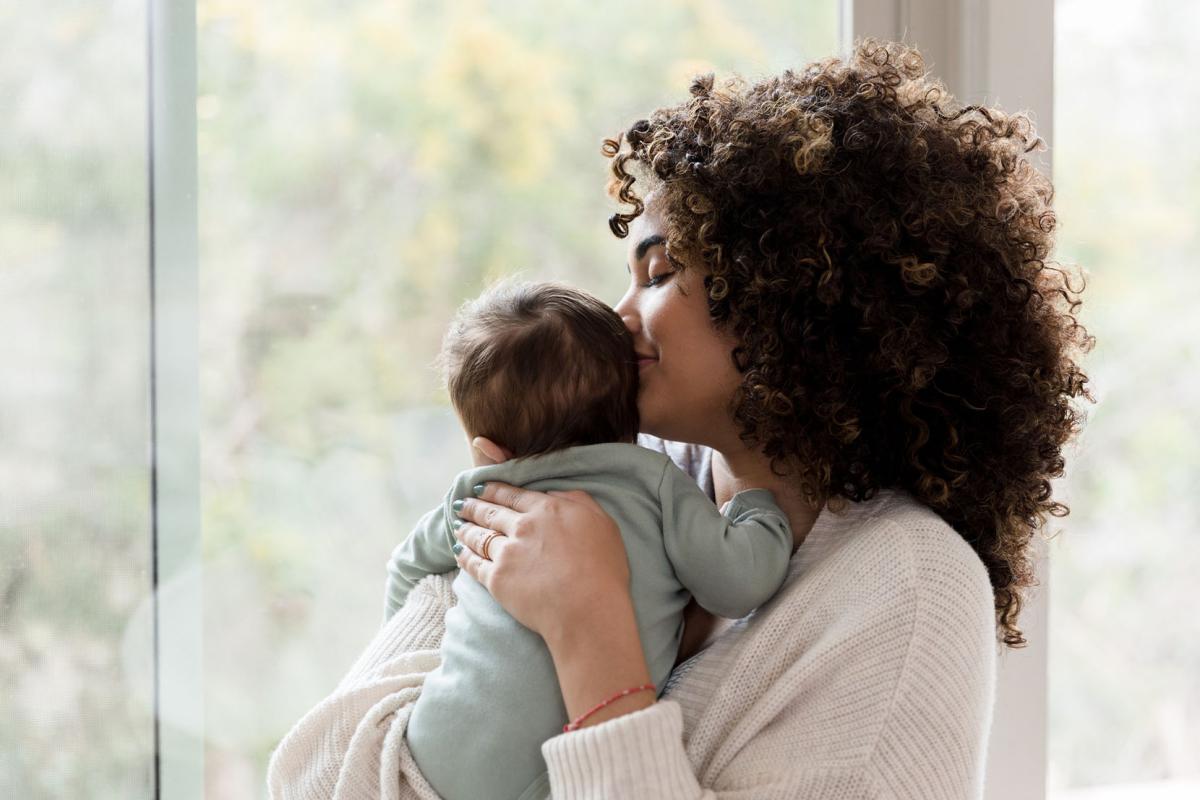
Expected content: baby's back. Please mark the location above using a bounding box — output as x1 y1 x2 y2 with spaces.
406 442 793 800
407 443 691 800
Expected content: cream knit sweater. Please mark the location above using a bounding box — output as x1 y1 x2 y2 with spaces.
269 486 997 799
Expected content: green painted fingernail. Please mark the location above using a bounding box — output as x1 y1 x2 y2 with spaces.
451 518 464 530
452 543 463 555
452 499 465 513
472 483 485 496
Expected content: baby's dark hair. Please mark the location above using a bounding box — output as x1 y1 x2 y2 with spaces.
435 278 640 458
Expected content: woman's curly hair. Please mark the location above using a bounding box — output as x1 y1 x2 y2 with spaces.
602 38 1094 648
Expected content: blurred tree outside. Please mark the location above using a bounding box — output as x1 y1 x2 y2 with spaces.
0 2 155 799
196 0 837 795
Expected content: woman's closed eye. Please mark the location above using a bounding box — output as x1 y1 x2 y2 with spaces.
643 268 674 288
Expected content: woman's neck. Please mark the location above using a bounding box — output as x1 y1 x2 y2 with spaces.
711 444 822 554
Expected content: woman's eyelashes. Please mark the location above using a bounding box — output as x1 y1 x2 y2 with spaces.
643 267 674 288
624 254 674 290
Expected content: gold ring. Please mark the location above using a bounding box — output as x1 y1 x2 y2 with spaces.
480 531 500 560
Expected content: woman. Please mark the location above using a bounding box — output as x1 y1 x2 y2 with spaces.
269 38 1092 799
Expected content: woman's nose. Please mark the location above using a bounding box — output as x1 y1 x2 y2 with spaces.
614 295 640 335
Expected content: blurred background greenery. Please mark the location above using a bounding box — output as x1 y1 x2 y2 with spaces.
0 1 154 797
1 0 1196 798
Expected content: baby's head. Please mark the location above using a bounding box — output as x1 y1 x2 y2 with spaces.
436 278 640 460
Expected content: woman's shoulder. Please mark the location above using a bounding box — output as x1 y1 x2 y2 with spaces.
873 491 994 623
758 487 997 672
687 489 998 795
793 488 992 606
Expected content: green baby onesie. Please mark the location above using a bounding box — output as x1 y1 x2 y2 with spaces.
384 441 792 800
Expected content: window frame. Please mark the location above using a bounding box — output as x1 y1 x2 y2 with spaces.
149 1 202 797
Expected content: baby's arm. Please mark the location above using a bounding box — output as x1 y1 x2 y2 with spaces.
383 504 459 623
660 462 793 619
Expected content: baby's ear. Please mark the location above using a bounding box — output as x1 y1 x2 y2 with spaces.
472 436 513 464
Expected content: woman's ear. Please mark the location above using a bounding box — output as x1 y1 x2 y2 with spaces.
471 436 513 464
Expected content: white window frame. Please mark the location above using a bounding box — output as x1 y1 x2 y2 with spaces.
149 1 203 798
843 3 1054 799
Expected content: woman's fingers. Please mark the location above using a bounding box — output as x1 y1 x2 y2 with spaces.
457 497 522 537
477 481 539 512
452 522 500 586
454 522 509 561
447 482 631 641
453 538 494 586
458 481 543 536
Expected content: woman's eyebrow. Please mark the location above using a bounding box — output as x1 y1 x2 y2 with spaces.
626 234 668 273
636 234 667 261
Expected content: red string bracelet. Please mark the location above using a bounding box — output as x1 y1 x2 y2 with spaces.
563 683 657 733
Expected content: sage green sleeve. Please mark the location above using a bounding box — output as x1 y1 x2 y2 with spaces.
383 505 458 623
659 463 793 619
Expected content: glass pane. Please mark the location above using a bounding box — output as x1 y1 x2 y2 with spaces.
1050 1 1200 798
197 1 839 794
0 3 155 799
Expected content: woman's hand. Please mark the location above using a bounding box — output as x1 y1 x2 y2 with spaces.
450 478 632 646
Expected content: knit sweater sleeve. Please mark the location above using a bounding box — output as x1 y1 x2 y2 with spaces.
539 516 997 800
539 700 887 799
268 571 459 800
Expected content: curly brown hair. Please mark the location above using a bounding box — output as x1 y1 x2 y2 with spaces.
602 38 1094 648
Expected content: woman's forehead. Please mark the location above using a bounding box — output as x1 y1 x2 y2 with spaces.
629 204 664 237
627 203 667 257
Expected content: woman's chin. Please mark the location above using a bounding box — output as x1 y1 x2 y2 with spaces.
635 410 669 441
637 394 730 449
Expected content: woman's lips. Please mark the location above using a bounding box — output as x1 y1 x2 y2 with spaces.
637 357 657 369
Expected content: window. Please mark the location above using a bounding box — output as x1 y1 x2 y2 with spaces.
0 2 840 797
0 2 155 797
9 2 1191 798
1049 1 1200 797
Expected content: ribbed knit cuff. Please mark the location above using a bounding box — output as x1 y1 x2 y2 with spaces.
540 700 702 800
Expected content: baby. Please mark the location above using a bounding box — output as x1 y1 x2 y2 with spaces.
384 278 794 800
